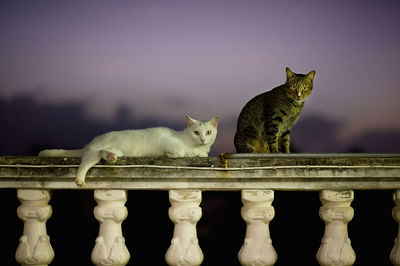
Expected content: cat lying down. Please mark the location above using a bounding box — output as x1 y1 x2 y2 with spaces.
39 115 218 186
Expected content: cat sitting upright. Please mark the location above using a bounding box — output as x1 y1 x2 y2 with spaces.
234 67 315 153
39 115 219 186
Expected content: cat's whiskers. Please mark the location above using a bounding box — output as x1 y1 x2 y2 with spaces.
234 67 315 153
40 114 219 186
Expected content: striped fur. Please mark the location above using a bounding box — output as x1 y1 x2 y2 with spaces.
234 67 315 153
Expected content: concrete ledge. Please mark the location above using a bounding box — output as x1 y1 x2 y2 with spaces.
0 154 400 190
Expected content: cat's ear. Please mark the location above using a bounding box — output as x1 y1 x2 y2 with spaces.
208 116 219 128
306 70 316 81
286 67 295 80
185 115 196 127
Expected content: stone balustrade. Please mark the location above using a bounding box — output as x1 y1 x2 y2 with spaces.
1 153 400 265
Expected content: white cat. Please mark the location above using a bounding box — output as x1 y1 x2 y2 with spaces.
39 115 218 186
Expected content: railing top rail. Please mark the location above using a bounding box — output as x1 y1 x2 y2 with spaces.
0 154 400 191
220 152 400 159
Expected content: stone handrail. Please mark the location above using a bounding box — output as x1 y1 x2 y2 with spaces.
1 153 400 265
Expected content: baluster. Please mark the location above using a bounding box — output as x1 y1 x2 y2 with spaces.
238 190 277 266
391 190 400 265
316 190 356 266
165 190 203 266
15 189 54 266
91 190 130 266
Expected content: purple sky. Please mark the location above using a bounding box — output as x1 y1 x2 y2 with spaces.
1 0 400 152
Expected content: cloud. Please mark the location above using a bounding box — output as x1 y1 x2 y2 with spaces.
1 94 399 156
291 115 400 153
0 95 182 155
291 115 345 152
347 130 400 153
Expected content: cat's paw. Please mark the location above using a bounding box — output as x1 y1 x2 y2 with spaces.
166 152 178 158
106 152 118 163
75 178 86 187
198 152 208 157
166 151 185 158
99 150 118 163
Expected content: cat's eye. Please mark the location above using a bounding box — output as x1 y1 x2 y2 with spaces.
206 130 212 135
193 131 200 135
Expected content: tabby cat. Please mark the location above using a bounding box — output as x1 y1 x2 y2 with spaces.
234 67 315 153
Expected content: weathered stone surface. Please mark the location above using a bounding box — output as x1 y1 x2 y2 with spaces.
0 154 400 190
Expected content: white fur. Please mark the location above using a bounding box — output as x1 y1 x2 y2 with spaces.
39 115 218 186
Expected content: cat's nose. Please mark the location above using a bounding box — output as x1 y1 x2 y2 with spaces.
200 138 205 143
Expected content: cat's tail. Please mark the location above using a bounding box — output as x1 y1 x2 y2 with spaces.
38 149 84 157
